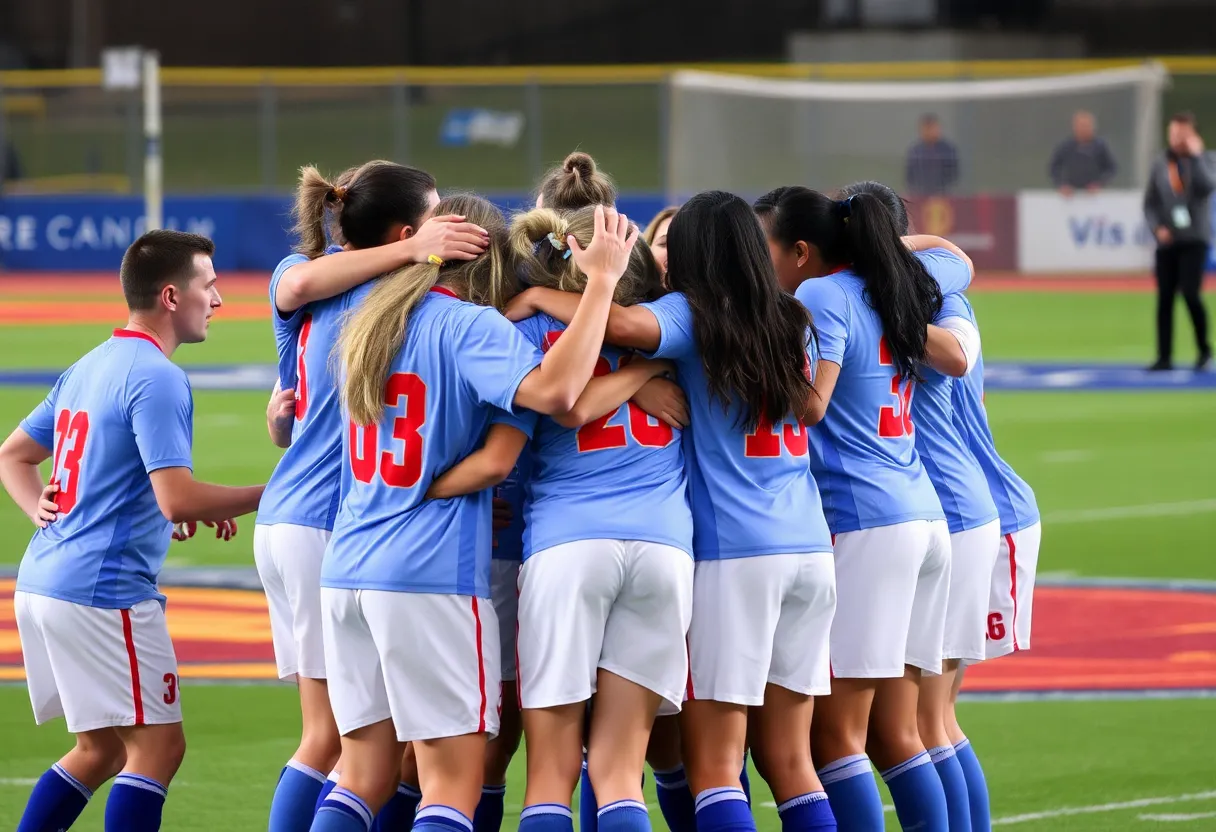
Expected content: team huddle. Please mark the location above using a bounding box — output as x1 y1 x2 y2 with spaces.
0 151 1040 832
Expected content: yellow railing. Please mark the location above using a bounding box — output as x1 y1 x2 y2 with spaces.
1 56 1215 89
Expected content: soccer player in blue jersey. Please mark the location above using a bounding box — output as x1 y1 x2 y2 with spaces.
259 161 490 832
755 185 951 832
495 205 692 832
309 199 636 832
0 230 266 832
507 190 839 832
835 180 999 831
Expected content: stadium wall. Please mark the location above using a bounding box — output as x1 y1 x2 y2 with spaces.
0 190 1210 273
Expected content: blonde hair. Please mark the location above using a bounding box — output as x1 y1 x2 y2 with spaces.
291 160 437 259
643 206 679 246
339 194 512 426
510 206 660 307
536 152 618 212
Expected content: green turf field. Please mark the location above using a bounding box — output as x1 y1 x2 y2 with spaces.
2 687 1215 831
1 287 1214 830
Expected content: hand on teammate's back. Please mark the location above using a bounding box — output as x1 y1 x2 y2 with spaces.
410 214 490 263
567 205 638 285
631 376 689 429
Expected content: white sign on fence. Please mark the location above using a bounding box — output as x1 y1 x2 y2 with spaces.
1017 189 1155 273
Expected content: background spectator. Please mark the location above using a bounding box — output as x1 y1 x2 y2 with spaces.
1143 111 1214 371
905 113 960 196
1049 110 1117 194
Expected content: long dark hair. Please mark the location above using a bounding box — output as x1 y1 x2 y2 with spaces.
754 185 941 381
836 180 910 235
666 190 814 431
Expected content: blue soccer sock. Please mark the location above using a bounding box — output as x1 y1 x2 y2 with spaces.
315 771 341 815
372 782 423 831
474 785 507 832
598 799 650 832
520 803 574 832
880 753 948 832
652 767 696 832
953 739 991 832
776 792 837 832
817 755 884 832
579 761 597 832
929 745 972 832
17 763 92 832
269 760 327 832
414 805 474 832
693 786 755 832
104 773 167 832
312 787 373 832
740 753 752 807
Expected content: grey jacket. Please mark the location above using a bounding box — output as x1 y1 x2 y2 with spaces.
1143 151 1216 245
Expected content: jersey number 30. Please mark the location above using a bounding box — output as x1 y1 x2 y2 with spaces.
349 373 427 488
51 409 90 514
878 337 914 438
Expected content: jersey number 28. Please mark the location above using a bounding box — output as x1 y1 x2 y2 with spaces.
349 372 427 488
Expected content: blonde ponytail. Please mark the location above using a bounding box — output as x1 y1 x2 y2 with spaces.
510 205 660 306
339 263 440 426
291 165 345 259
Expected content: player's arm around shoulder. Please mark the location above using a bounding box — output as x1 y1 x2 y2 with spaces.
426 422 530 500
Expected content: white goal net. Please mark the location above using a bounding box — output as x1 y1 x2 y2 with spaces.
665 63 1167 199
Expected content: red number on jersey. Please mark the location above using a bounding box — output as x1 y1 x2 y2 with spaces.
380 373 427 487
576 357 628 452
744 414 809 458
51 409 90 514
163 673 178 705
877 337 914 438
295 314 313 421
348 373 427 488
618 354 674 448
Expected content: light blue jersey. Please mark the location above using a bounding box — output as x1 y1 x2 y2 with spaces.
796 272 945 534
641 293 831 561
911 250 999 534
511 313 692 559
16 330 194 608
945 294 1040 536
258 248 369 530
492 457 529 563
321 288 544 597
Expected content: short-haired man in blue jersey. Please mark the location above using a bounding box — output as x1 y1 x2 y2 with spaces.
0 230 266 832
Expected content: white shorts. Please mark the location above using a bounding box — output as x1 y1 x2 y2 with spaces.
686 552 836 705
490 559 520 684
15 592 182 733
254 524 331 680
985 522 1042 660
942 521 1001 662
517 539 693 712
831 520 951 678
321 588 500 742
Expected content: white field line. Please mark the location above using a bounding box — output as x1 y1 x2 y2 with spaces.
991 791 1216 825
1044 498 1216 524
1139 811 1216 822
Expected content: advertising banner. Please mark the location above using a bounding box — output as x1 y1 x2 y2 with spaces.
1016 189 1158 273
907 195 1018 272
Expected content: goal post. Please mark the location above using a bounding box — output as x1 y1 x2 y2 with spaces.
664 63 1168 200
142 52 162 232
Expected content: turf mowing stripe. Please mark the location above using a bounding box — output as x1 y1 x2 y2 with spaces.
1139 811 1216 821
1044 498 1216 524
990 791 1216 825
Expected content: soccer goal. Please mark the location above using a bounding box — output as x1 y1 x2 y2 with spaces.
664 63 1168 199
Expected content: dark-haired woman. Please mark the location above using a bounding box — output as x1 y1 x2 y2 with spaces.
756 185 958 832
258 161 489 832
506 190 838 832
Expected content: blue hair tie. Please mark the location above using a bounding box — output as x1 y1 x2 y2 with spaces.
836 195 855 224
547 231 573 260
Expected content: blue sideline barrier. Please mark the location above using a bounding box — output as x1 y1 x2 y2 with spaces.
0 194 671 272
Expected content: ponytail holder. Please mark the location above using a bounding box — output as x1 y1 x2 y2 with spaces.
427 254 444 266
331 185 348 203
836 195 855 224
545 231 573 260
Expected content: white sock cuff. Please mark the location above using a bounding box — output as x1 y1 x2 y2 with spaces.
286 760 327 783
521 803 573 820
416 805 473 831
881 752 933 783
51 764 93 799
928 745 956 764
398 782 423 798
598 799 647 817
694 786 748 812
777 792 829 814
817 754 872 786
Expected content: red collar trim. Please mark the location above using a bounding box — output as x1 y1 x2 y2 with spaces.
827 264 851 275
429 286 459 299
112 328 165 354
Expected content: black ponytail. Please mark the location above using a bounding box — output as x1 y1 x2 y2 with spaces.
756 186 941 381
